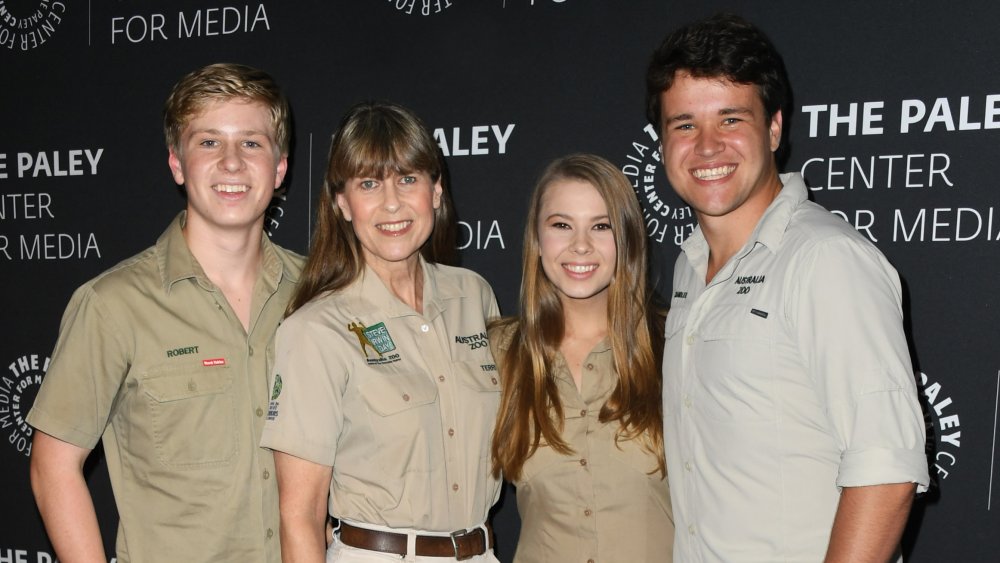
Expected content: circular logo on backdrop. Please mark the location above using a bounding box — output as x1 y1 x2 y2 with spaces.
622 124 696 247
1 354 48 457
386 0 454 16
918 370 963 489
0 2 68 51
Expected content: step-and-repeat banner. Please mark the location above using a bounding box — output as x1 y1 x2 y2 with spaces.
2 1 997 561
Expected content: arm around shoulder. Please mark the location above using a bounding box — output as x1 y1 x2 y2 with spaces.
30 430 107 563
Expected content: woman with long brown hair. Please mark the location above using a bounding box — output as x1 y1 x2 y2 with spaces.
261 101 502 562
491 154 673 562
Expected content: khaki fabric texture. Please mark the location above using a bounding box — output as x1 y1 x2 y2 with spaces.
27 212 303 563
491 324 674 563
261 260 501 532
663 174 929 562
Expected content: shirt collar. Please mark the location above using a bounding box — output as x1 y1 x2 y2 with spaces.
681 172 808 266
156 210 297 294
358 256 454 320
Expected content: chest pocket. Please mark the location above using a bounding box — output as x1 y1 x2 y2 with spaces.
693 303 776 423
357 370 441 477
358 372 439 416
142 362 236 468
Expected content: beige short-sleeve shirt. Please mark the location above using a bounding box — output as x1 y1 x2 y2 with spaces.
491 324 674 563
260 260 502 532
27 212 303 563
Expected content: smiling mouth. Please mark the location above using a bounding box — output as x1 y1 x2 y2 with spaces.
213 184 249 193
564 264 598 273
377 220 412 233
692 165 736 181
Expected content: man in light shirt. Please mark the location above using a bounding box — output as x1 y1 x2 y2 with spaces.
648 13 929 562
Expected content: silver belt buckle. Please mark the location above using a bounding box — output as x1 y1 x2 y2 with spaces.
450 528 474 561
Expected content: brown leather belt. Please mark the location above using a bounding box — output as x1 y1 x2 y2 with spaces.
339 522 493 560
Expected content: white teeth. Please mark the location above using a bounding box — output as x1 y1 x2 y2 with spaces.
565 264 597 273
378 221 411 232
214 184 249 193
692 165 736 180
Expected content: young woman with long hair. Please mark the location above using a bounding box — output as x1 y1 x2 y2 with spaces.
491 154 673 563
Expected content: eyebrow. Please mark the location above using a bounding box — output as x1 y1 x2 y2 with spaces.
664 106 755 124
544 212 611 222
190 128 271 138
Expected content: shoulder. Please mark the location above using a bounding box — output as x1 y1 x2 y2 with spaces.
82 244 160 300
783 200 889 263
270 243 306 279
487 317 520 354
429 263 496 298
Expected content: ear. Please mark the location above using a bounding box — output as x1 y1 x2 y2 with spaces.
335 192 352 222
768 109 783 153
274 154 289 189
432 177 443 209
167 148 185 186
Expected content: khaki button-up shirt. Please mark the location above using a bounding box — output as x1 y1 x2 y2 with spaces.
492 325 673 563
28 212 302 563
261 261 501 532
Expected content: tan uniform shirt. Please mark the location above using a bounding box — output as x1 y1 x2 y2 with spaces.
260 260 501 532
27 212 302 563
492 325 674 563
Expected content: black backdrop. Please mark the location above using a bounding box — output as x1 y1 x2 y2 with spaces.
2 1 998 561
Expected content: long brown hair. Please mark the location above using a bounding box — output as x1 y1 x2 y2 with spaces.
287 101 457 315
491 154 665 481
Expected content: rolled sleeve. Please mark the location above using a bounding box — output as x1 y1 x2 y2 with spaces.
791 236 929 491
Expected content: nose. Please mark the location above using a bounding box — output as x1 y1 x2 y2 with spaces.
382 182 401 213
694 128 724 158
220 143 245 172
571 229 593 254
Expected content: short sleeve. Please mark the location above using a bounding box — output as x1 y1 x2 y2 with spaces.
27 285 129 449
260 311 348 467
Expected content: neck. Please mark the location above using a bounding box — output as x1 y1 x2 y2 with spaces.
369 256 425 314
699 173 783 283
560 293 608 344
182 218 265 287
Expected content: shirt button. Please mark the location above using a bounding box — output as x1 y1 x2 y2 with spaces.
438 375 446 382
585 363 594 371
688 525 696 536
684 461 692 471
579 458 588 466
402 394 411 402
580 409 587 417
248 347 254 356
588 559 595 563
683 395 692 408
452 483 459 492
420 324 430 333
263 470 270 480
448 428 455 437
266 528 274 539
686 334 695 345
584 509 592 517
256 407 264 417
187 381 197 392
491 377 498 385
